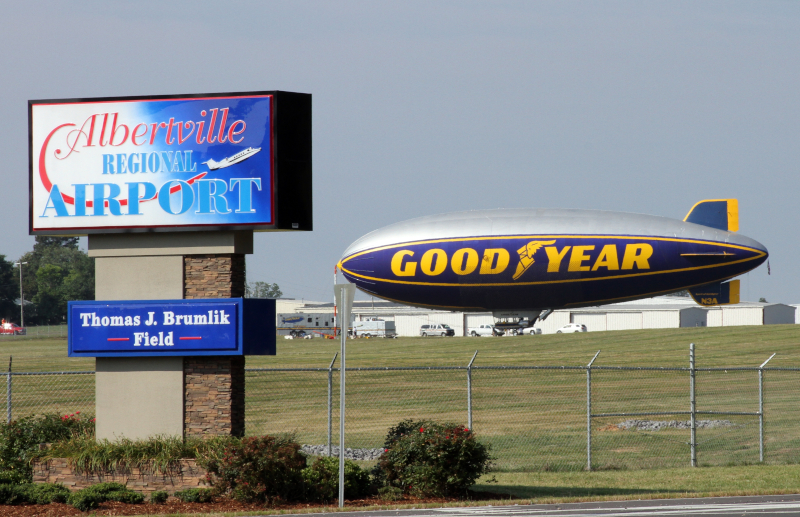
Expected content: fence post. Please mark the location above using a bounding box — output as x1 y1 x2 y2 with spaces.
467 350 478 429
690 343 696 467
759 353 776 462
6 356 11 424
327 352 338 457
586 350 600 471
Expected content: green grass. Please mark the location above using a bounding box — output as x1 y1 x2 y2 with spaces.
473 464 800 501
247 324 800 369
7 325 800 472
244 325 800 471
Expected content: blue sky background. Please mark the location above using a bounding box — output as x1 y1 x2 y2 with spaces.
2 1 798 304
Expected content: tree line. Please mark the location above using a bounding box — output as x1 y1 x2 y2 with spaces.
0 237 94 326
0 236 283 327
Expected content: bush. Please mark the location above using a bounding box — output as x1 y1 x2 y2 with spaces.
68 490 103 511
199 435 307 504
67 482 144 510
0 484 29 505
0 412 94 483
26 483 71 504
377 420 492 498
174 488 214 503
0 482 70 505
149 490 169 504
301 457 371 502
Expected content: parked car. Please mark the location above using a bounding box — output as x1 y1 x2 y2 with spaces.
0 322 26 335
556 323 587 333
468 324 505 337
521 327 542 335
420 324 455 337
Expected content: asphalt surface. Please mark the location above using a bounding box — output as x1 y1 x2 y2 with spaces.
302 495 800 517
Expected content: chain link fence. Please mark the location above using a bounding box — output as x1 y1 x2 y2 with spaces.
0 325 67 339
5 345 800 471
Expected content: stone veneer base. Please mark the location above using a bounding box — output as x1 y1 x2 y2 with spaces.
33 459 208 494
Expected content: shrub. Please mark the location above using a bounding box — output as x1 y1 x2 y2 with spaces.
199 435 307 504
26 482 71 504
0 412 94 483
377 485 402 501
174 488 213 503
149 490 168 504
67 482 144 510
377 420 492 498
301 457 371 502
0 482 70 505
68 490 103 511
0 484 29 505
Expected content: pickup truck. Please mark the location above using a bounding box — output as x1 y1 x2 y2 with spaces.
468 324 504 337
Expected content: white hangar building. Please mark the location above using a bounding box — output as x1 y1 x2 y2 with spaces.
276 296 796 337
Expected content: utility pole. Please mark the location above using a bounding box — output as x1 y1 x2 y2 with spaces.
13 262 27 327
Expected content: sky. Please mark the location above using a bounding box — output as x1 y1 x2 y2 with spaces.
2 1 798 304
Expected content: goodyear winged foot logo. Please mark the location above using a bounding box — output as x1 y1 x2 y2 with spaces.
513 240 556 280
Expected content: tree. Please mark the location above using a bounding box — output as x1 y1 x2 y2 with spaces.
759 297 768 303
13 237 94 325
245 281 282 299
0 255 18 322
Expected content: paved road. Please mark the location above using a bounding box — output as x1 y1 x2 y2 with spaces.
306 495 800 517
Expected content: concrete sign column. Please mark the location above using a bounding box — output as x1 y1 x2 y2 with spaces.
89 231 253 441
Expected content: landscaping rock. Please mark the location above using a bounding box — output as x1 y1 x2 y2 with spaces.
301 445 384 461
617 419 736 431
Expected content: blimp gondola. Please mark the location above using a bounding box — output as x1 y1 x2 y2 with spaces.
338 199 768 324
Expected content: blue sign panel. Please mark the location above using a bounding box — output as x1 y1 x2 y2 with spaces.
68 298 275 357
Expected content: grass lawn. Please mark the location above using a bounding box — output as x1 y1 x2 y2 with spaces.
472 464 800 502
6 325 800 472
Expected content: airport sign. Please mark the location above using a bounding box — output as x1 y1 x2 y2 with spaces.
30 91 311 235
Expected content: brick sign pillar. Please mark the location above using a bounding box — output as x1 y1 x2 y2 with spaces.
184 254 247 438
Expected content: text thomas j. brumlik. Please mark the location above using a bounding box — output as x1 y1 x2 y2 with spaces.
78 310 231 347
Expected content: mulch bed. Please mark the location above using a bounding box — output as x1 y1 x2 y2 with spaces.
0 492 515 517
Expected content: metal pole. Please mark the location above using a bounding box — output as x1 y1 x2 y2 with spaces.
587 350 600 471
690 343 696 467
6 357 11 424
339 325 346 507
467 350 478 429
334 283 354 509
759 353 776 462
327 352 338 457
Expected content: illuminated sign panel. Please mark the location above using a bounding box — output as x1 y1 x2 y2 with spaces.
30 91 311 235
68 298 276 357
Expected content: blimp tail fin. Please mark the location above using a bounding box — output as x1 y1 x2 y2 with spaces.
688 279 740 306
684 199 739 232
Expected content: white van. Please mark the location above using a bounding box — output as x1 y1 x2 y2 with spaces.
420 324 455 337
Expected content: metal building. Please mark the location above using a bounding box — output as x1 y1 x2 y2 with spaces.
275 296 796 337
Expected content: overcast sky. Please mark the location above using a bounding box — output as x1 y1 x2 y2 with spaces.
2 1 797 304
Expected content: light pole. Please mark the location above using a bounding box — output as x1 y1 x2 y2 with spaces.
13 262 27 327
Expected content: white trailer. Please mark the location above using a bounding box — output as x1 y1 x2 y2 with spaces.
352 319 397 338
277 313 348 338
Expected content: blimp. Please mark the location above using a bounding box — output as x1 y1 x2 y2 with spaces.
338 199 768 325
